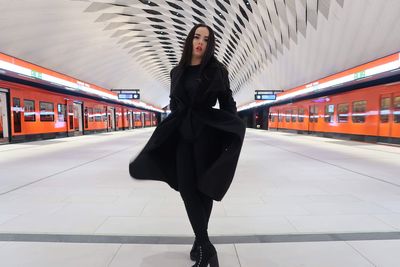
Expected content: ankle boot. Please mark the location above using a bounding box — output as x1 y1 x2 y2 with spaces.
192 242 219 267
190 238 199 261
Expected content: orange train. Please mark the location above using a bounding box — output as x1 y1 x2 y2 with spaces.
268 81 400 144
0 79 158 144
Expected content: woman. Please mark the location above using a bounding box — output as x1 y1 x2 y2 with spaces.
130 23 245 267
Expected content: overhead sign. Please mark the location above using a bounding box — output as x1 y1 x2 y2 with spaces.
118 93 140 100
113 89 140 100
254 90 281 101
255 94 276 100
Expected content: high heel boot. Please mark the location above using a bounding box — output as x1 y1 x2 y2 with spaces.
190 238 199 261
192 242 219 267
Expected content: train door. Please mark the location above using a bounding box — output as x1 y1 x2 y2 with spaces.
393 93 400 139
115 109 119 130
67 101 73 135
276 109 281 130
73 102 83 135
308 105 317 132
84 106 89 130
128 111 133 129
150 112 153 127
0 91 9 143
378 94 391 137
12 97 22 134
108 107 115 131
141 112 145 128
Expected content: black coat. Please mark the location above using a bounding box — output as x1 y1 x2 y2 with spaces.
129 60 246 201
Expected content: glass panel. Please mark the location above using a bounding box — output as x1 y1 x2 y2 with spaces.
24 99 36 122
285 110 291 122
0 95 3 138
269 112 276 122
310 106 318 123
40 101 54 121
380 97 390 123
57 104 67 122
324 104 334 123
88 108 94 122
103 108 107 122
394 96 400 123
84 107 89 128
298 108 304 123
94 108 101 122
68 104 73 129
352 100 367 123
337 103 349 123
13 97 22 132
291 108 297 122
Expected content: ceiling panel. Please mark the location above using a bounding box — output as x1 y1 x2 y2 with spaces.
0 0 399 109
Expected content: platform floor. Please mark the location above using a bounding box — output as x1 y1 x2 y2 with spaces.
0 128 399 266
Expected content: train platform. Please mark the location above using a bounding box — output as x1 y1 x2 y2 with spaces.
0 128 400 266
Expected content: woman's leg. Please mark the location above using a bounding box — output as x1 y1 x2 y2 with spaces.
176 140 210 244
199 192 213 226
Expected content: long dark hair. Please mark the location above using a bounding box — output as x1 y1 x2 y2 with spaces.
177 23 217 72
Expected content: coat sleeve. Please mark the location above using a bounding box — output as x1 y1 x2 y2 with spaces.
169 68 177 113
218 66 237 115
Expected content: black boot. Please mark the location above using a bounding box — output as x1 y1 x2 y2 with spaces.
192 242 219 267
190 238 199 261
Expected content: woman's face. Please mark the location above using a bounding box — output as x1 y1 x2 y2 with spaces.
192 27 209 59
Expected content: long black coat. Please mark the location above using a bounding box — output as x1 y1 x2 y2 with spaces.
129 60 246 201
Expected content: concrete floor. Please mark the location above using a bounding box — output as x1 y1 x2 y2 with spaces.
0 128 399 266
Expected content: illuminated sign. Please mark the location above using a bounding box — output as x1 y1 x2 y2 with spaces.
255 94 276 100
118 93 140 100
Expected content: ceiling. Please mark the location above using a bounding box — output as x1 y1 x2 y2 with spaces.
0 0 399 109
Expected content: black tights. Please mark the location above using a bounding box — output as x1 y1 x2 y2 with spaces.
177 140 213 245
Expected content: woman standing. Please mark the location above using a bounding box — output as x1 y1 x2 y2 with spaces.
130 23 245 267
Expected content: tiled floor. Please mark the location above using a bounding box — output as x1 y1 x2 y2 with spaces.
1 128 400 266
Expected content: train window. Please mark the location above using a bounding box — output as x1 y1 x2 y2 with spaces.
380 97 390 123
134 112 141 121
337 103 349 123
324 104 334 123
310 105 318 123
278 111 283 122
88 108 94 122
102 108 107 122
93 108 101 122
269 112 275 122
298 108 305 123
285 110 291 122
394 96 400 123
352 100 367 123
39 101 54 121
24 99 36 122
57 104 67 122
291 108 297 122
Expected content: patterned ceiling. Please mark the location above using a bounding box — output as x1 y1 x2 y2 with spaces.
83 0 344 95
0 0 399 109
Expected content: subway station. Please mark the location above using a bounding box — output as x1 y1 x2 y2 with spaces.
0 0 400 266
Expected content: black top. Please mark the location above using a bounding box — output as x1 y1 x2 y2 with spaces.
183 64 202 101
